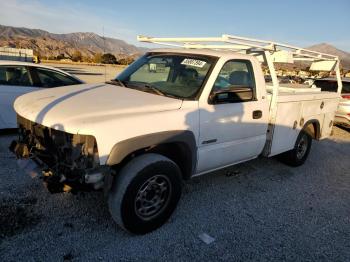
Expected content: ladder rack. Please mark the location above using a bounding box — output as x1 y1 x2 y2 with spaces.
137 34 338 62
137 34 342 93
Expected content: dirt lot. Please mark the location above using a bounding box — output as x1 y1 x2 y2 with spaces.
42 62 126 84
0 126 349 261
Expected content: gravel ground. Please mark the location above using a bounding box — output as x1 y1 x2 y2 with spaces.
0 127 349 261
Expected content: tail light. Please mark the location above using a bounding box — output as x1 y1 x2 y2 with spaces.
341 95 350 99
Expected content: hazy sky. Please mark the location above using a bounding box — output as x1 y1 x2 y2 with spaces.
0 0 349 51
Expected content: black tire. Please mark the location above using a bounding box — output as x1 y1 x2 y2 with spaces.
108 153 182 234
278 130 312 166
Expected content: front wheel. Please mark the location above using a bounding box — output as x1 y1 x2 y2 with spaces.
278 130 312 166
108 153 182 234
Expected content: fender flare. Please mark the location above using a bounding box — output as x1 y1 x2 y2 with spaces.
106 130 197 173
302 119 321 140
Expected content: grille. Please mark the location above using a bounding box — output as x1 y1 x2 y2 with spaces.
17 115 99 173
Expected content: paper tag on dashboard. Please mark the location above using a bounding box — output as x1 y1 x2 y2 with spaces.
181 58 206 68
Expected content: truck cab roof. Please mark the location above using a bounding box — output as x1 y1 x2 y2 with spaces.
149 48 257 61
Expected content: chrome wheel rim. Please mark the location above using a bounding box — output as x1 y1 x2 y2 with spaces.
134 175 171 220
296 135 308 159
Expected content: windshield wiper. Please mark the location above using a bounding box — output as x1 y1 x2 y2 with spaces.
125 81 181 99
143 84 167 96
106 78 126 87
127 81 166 96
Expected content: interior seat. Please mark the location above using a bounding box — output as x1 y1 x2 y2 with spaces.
176 68 199 85
229 71 250 86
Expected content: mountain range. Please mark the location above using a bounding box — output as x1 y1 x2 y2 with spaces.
0 24 144 59
0 24 349 69
307 43 350 69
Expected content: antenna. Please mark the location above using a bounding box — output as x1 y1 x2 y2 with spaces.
103 26 106 82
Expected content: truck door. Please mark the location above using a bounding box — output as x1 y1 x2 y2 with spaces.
197 59 269 173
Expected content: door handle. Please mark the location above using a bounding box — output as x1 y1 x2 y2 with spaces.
253 110 262 119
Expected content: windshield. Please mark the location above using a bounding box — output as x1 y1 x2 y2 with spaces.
116 53 217 99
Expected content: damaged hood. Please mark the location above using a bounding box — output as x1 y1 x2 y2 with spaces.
14 83 183 133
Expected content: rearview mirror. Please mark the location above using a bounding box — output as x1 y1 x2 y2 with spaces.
209 86 253 104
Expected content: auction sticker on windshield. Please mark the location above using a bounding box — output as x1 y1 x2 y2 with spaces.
181 58 207 68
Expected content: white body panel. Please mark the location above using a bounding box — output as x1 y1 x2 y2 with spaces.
268 92 339 156
196 54 269 173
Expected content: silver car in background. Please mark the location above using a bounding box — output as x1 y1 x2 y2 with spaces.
313 78 350 128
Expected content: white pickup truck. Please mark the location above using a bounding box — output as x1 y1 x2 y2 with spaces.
10 35 342 234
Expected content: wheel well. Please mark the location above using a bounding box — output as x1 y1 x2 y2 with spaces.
149 143 193 179
114 142 194 180
303 120 320 140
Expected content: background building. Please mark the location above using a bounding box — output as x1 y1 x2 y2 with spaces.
0 47 34 62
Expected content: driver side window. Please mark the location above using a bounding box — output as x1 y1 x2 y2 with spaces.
210 60 256 104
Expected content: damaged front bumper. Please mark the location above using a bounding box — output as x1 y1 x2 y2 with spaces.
10 116 112 193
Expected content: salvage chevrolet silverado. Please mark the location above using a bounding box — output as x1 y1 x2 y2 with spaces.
10 34 343 234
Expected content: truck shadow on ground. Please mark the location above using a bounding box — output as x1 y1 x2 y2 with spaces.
0 195 40 238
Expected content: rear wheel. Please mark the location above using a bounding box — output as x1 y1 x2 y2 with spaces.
108 153 182 234
278 130 312 166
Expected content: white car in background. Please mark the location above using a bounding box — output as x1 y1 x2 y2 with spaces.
0 61 84 129
313 78 350 127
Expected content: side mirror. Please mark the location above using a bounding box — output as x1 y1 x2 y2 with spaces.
209 86 254 104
